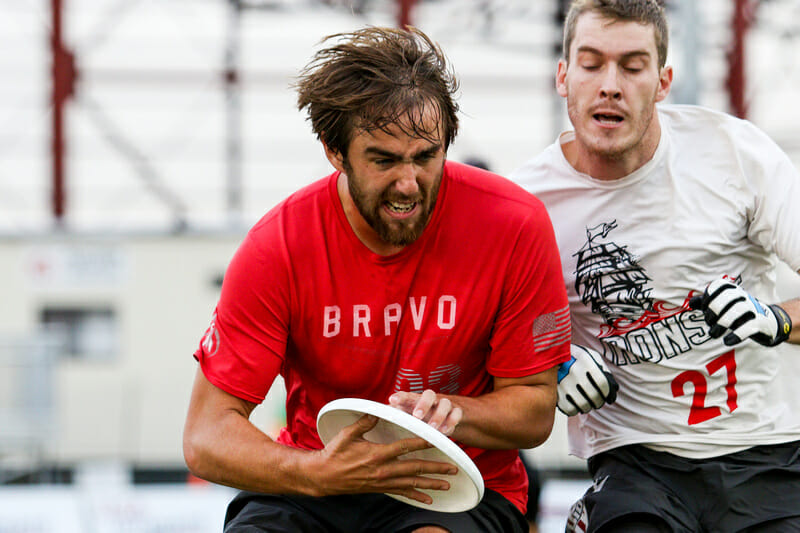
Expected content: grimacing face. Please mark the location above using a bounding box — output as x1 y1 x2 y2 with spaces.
338 106 446 248
557 12 672 175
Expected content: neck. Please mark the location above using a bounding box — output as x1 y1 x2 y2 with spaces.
566 118 662 181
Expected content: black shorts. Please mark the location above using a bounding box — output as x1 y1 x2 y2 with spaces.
223 488 528 533
572 441 800 533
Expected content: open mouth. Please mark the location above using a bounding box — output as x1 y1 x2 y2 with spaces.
593 113 624 125
385 200 417 214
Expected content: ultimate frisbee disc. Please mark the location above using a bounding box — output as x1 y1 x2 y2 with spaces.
316 398 484 513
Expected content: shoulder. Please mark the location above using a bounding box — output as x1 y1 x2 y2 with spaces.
508 140 570 193
659 104 785 160
236 173 335 261
659 104 767 139
249 174 333 233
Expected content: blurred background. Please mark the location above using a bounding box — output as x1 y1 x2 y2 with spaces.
2 0 800 531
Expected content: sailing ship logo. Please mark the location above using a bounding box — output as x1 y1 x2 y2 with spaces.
574 220 654 326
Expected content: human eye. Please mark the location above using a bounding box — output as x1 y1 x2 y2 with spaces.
371 156 395 167
415 152 437 164
622 57 648 73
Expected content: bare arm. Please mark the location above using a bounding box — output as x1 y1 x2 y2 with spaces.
182 368 457 504
389 366 559 450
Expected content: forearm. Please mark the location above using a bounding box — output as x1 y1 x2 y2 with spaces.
183 369 325 495
183 410 319 495
443 368 558 450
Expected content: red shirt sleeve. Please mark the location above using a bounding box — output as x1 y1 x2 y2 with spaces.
486 196 571 376
194 214 291 403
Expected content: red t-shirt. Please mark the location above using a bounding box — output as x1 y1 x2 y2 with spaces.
195 161 570 512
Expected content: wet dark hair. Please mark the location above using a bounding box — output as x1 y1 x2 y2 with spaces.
294 26 460 156
562 0 669 68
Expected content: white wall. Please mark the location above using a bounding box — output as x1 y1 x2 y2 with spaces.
0 235 240 465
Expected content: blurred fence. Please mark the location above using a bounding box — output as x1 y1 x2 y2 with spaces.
0 330 60 483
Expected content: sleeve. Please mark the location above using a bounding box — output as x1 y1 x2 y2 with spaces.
738 120 800 271
194 217 292 403
486 198 572 377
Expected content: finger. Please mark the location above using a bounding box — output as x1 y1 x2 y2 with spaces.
387 436 434 458
412 389 437 420
706 286 744 317
587 373 610 401
439 406 462 436
383 478 453 505
723 332 743 346
392 475 451 492
603 372 619 404
709 324 727 338
713 298 750 328
576 384 600 411
563 394 584 416
706 279 737 302
345 414 379 440
557 396 570 415
386 459 458 478
425 397 452 431
729 318 761 343
702 309 720 327
387 391 419 411
397 489 434 505
688 294 705 310
558 393 579 416
727 310 756 334
564 382 592 413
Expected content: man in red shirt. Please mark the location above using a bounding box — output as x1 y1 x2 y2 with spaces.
183 26 570 533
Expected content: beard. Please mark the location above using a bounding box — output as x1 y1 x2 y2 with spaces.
343 159 442 247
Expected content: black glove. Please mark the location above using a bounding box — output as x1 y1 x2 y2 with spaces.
689 277 792 347
557 345 619 416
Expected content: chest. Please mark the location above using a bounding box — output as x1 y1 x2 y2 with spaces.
283 241 504 394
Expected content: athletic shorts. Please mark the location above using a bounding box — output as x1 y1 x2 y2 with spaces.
223 488 528 533
568 441 800 533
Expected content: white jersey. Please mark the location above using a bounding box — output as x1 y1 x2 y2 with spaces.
512 104 800 459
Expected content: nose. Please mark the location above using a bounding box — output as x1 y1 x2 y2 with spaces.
394 163 420 195
599 65 622 100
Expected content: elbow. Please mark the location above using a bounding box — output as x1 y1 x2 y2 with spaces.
522 410 556 449
182 427 209 480
520 390 558 449
492 406 556 450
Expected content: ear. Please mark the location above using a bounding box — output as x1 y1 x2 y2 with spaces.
556 59 568 98
655 65 673 103
323 142 346 174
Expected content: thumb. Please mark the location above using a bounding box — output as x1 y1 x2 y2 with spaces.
348 413 379 439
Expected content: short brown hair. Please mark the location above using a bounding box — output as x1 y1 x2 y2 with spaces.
562 0 669 68
295 26 460 156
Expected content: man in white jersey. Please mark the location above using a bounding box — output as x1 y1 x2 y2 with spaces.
511 1 800 532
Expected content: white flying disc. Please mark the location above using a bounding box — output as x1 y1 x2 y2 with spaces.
316 397 484 513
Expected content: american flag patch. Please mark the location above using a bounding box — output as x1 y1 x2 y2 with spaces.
533 306 571 352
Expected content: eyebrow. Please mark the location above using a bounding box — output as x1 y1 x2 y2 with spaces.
576 46 652 61
364 144 442 160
